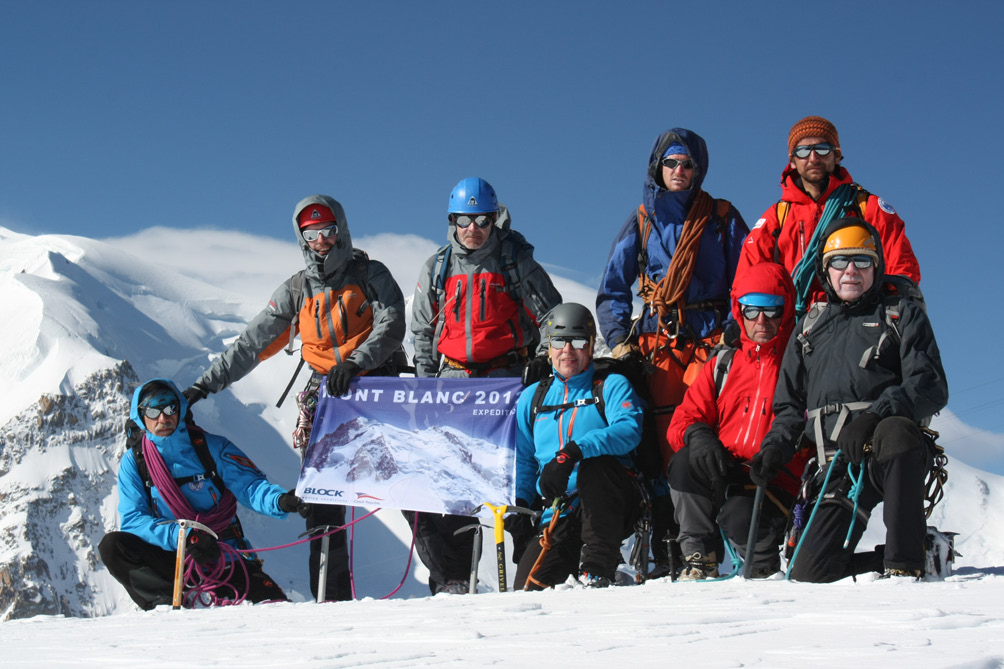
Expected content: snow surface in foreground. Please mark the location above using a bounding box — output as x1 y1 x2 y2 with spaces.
3 571 1004 667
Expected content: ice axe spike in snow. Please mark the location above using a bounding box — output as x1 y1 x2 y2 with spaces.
742 484 765 579
454 522 484 594
159 519 217 610
300 523 343 603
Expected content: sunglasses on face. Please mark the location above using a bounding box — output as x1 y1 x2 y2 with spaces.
301 224 338 242
827 255 875 271
661 157 695 170
549 336 591 350
792 143 834 159
142 403 179 420
451 213 495 229
741 305 784 320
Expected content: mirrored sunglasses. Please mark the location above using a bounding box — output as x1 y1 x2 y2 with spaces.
741 305 784 320
549 336 591 350
661 157 695 170
827 254 875 271
301 224 338 242
452 213 495 229
142 403 179 420
792 143 834 159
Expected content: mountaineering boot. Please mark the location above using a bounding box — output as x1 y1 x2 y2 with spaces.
578 572 612 588
679 552 719 581
880 567 923 580
436 579 470 594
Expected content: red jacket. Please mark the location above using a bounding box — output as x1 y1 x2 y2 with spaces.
737 165 920 304
667 262 808 495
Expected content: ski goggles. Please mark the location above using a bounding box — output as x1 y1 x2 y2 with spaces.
301 224 338 242
827 254 875 270
549 336 591 350
141 403 179 420
792 143 834 159
740 305 784 320
450 213 496 229
661 157 695 170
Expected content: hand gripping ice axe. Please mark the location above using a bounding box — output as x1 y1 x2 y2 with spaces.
160 518 218 610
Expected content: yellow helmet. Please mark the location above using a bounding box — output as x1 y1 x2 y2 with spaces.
822 224 878 266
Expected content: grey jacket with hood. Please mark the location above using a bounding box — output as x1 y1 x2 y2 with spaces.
194 195 406 393
411 205 562 377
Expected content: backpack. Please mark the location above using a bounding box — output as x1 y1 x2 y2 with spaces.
528 357 664 479
126 420 228 511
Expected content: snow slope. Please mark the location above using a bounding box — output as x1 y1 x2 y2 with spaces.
2 226 1004 665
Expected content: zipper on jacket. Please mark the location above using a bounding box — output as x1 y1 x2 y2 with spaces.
479 278 487 321
314 298 323 339
452 279 462 321
798 221 805 258
336 294 348 344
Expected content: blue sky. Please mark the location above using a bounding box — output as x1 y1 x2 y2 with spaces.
2 1 1002 432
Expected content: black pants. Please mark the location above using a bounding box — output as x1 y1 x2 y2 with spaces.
513 456 643 590
403 510 478 594
98 531 287 610
669 445 789 570
306 504 352 601
788 417 931 583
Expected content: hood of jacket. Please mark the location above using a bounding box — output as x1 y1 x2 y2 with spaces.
292 194 356 283
448 203 514 259
814 217 886 310
642 128 710 217
130 378 191 449
730 262 797 357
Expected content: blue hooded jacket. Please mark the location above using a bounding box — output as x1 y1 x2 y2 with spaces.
596 128 749 346
116 379 287 553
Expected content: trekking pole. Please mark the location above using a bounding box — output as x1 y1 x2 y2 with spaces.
299 523 340 603
454 522 484 594
162 519 218 610
742 484 766 579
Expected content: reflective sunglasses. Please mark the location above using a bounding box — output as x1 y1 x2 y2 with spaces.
549 336 591 350
827 254 875 271
741 305 784 320
451 213 495 229
792 143 834 159
142 403 179 420
661 157 695 170
301 224 338 242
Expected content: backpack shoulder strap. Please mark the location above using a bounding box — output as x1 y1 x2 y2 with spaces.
713 347 737 396
285 270 308 356
796 301 828 355
775 200 790 229
432 243 452 303
851 183 869 218
187 425 228 496
499 235 524 301
529 376 555 437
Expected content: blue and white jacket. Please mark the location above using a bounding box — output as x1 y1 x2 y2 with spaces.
116 379 287 553
515 364 643 508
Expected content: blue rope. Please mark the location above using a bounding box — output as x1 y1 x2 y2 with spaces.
790 184 857 316
842 459 867 549
785 451 842 581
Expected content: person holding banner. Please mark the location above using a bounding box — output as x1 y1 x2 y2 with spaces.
183 195 407 602
511 303 646 589
408 177 562 594
99 379 307 610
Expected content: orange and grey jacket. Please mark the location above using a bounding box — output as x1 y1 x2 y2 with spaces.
194 195 406 393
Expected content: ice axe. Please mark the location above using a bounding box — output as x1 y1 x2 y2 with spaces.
299 523 342 603
742 484 765 579
454 522 484 594
160 519 218 609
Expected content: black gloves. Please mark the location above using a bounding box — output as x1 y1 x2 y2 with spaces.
685 423 730 486
839 412 883 466
522 356 552 386
182 382 209 407
278 489 311 518
750 443 786 488
186 529 221 565
326 361 361 396
504 498 537 564
539 441 582 500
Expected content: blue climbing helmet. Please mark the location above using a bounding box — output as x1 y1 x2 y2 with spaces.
448 177 499 214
